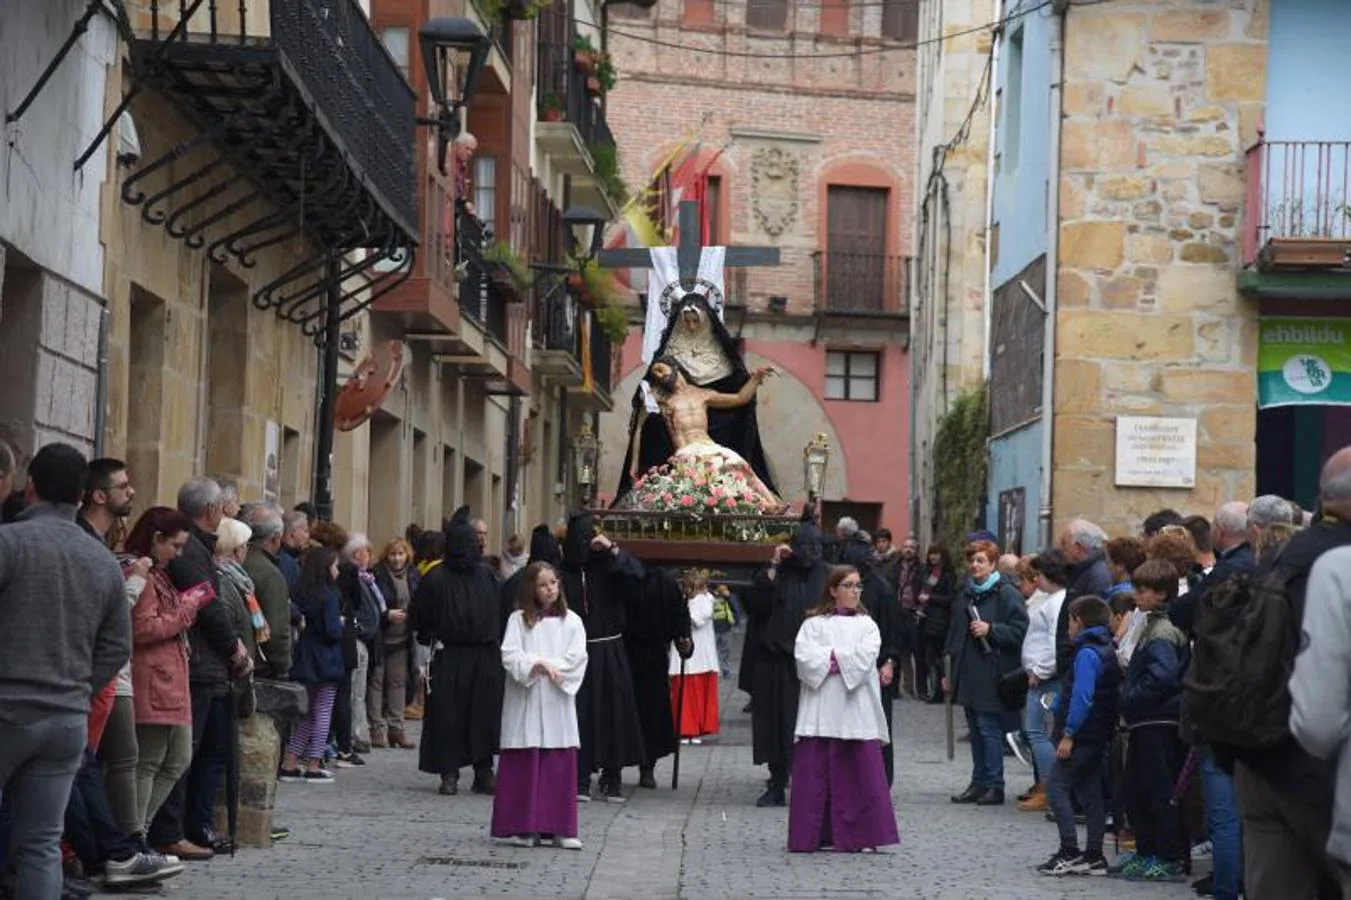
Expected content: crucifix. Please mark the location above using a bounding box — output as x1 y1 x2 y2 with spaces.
596 200 781 293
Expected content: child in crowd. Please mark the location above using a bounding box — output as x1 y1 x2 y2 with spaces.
1038 596 1119 877
1108 592 1137 648
712 584 737 678
493 562 588 849
1115 559 1190 882
670 571 720 743
282 548 346 783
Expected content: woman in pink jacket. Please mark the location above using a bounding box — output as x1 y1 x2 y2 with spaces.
124 507 214 835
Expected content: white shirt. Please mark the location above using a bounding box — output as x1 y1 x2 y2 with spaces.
1022 588 1066 680
1117 609 1146 670
115 573 148 697
670 591 719 676
499 610 589 749
793 613 890 743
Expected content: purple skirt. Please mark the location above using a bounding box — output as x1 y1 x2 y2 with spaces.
787 737 900 853
490 748 579 839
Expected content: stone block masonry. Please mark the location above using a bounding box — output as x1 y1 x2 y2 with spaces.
1052 0 1266 538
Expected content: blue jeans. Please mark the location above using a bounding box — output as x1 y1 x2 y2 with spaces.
1025 678 1059 788
1200 749 1243 900
965 706 1006 791
0 716 87 900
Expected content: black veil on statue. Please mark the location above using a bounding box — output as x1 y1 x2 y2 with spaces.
611 294 777 504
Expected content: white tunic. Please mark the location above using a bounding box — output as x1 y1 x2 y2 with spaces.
669 591 720 676
793 613 889 743
499 610 589 749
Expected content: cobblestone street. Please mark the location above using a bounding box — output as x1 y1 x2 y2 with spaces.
159 646 1198 900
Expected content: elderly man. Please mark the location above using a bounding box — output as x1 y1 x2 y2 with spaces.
1228 448 1351 900
1052 518 1112 679
240 503 294 678
147 477 249 861
278 510 309 593
471 517 490 555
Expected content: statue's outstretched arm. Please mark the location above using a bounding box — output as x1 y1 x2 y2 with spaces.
707 367 775 410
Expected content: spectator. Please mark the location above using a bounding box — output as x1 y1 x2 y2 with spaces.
871 528 901 589
712 584 737 678
0 443 130 899
1181 515 1216 574
371 538 419 750
1019 551 1069 814
499 533 527 580
1053 519 1112 680
1104 535 1146 597
1249 494 1297 562
281 548 346 783
917 545 956 705
337 533 383 760
1142 509 1183 538
239 503 295 678
1116 559 1190 882
278 510 310 593
1172 501 1251 636
1037 596 1118 877
944 539 1029 807
1147 526 1201 595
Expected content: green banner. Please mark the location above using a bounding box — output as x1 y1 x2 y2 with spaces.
1258 317 1351 408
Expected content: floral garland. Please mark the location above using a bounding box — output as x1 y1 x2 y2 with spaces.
623 453 779 514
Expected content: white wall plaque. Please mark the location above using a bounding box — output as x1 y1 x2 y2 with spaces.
1114 416 1197 488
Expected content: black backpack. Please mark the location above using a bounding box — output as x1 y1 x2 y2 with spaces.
1181 556 1300 749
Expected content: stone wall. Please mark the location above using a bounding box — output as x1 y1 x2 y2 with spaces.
1052 1 1266 537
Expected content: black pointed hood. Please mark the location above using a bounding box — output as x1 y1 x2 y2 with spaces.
562 511 595 569
527 523 561 566
443 505 481 570
785 521 825 570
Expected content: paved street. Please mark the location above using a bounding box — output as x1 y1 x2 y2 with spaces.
157 640 1200 900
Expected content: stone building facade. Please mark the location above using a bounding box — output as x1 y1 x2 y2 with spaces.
598 0 918 532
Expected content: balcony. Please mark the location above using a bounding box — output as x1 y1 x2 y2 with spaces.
122 1 417 334
566 310 613 411
531 286 584 387
812 251 910 315
1243 138 1351 272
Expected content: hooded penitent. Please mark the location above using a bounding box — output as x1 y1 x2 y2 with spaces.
443 506 481 571
527 523 561 567
561 511 598 571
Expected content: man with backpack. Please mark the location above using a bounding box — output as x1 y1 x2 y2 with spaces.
1184 446 1351 899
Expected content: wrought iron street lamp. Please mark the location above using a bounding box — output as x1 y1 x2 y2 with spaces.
573 418 602 507
563 205 608 261
803 433 831 502
419 17 491 175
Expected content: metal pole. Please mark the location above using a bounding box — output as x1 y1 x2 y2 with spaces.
313 251 341 522
944 655 954 761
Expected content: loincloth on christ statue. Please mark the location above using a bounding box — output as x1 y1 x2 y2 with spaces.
617 439 786 514
612 294 778 505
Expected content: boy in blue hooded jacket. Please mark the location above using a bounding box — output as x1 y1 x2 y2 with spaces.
1038 595 1120 877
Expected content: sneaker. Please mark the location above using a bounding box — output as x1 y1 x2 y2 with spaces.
278 768 305 783
270 825 291 842
603 777 625 804
1131 859 1187 882
577 780 592 803
508 835 538 848
1191 840 1213 861
352 739 373 754
1005 733 1030 766
304 769 335 783
104 852 185 886
335 751 365 768
553 837 583 850
1066 852 1109 876
1037 849 1081 876
690 737 703 745
1108 853 1149 878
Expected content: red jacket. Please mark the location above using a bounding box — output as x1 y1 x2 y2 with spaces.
130 567 204 726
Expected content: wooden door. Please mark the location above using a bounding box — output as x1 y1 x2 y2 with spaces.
826 186 888 311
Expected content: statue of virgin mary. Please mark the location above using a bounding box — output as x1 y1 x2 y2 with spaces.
611 291 777 504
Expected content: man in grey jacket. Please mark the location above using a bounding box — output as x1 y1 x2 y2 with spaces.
0 442 130 900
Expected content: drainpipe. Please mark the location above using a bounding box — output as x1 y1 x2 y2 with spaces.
981 0 1004 382
1037 4 1066 550
94 305 109 457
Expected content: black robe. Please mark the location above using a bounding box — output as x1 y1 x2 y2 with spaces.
413 512 504 775
736 606 762 697
611 296 776 500
624 567 691 766
561 513 648 776
750 526 829 772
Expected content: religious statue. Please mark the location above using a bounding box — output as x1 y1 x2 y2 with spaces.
615 357 786 513
613 292 778 503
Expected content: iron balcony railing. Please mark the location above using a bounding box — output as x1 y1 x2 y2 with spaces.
456 205 491 326
533 285 581 355
1242 137 1351 266
589 312 612 395
812 251 911 314
535 10 612 152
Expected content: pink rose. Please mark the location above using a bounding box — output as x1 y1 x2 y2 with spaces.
680 495 695 508
660 492 673 503
704 496 717 507
724 497 737 509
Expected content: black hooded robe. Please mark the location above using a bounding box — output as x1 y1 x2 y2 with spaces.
612 295 776 501
499 524 562 638
413 509 505 777
750 525 829 781
838 536 902 785
561 513 648 779
624 566 692 768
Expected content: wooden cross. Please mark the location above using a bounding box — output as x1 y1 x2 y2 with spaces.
596 200 780 290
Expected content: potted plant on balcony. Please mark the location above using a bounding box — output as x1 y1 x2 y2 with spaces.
595 53 618 93
574 34 598 74
541 92 565 122
484 241 535 294
588 141 630 206
593 298 630 345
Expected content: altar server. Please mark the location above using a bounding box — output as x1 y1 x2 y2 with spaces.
492 562 589 849
788 565 900 853
670 570 720 743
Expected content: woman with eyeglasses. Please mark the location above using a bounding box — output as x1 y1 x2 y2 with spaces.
787 565 899 853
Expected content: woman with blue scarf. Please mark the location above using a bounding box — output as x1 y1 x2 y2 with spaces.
943 539 1029 806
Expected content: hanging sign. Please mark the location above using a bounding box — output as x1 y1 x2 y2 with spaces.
1259 317 1351 408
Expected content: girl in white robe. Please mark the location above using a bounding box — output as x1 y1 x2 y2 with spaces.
670 572 720 742
492 562 589 849
788 565 901 853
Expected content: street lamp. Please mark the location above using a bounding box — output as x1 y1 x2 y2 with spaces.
563 205 608 261
803 433 831 502
419 17 491 175
572 418 601 506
